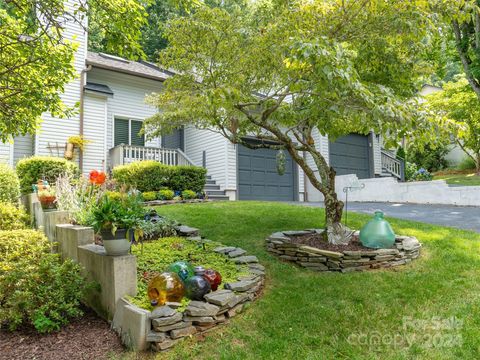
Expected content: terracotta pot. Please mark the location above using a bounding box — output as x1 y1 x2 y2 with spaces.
39 196 57 211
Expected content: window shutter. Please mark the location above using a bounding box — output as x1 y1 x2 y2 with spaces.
114 118 129 146
131 120 145 146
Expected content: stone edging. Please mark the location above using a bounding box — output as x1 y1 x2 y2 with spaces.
144 199 212 206
113 226 266 352
266 230 421 273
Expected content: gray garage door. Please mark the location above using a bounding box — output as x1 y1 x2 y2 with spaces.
329 134 371 179
238 145 296 201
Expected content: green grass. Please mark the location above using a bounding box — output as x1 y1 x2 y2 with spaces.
433 171 480 186
123 201 480 359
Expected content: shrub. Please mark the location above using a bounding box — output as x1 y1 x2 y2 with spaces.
105 190 126 202
407 143 449 173
181 189 197 200
16 156 79 194
0 230 87 333
0 163 20 204
0 202 29 230
112 161 206 193
142 191 157 201
158 189 174 200
457 156 477 171
412 168 433 181
169 166 207 193
405 162 418 181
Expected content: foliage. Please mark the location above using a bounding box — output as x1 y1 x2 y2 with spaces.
169 166 207 193
458 156 477 171
89 194 146 239
67 136 91 152
407 142 450 173
434 170 480 186
396 146 406 161
412 168 433 182
130 237 247 310
0 163 20 204
0 202 28 230
112 161 206 193
142 191 157 201
405 162 419 182
144 2 435 232
16 156 79 194
181 190 197 200
137 218 178 240
0 0 148 141
158 189 175 200
0 229 87 333
423 77 480 173
155 201 480 359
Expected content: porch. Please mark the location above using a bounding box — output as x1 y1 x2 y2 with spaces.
108 144 197 168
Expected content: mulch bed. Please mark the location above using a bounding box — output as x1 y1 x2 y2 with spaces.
288 233 369 252
0 308 124 360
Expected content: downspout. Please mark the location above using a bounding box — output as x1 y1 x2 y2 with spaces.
79 64 92 172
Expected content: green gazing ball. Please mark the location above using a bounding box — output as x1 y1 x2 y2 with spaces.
166 261 194 282
359 211 396 249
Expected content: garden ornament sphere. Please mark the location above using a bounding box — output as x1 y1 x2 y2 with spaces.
359 211 396 249
167 261 194 282
203 269 222 291
185 275 211 300
147 272 185 307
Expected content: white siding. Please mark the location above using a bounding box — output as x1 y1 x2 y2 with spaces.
83 94 107 171
13 135 33 164
0 142 12 165
36 0 87 159
184 127 236 191
373 134 382 175
86 68 162 163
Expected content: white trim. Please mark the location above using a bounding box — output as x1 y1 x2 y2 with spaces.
9 139 14 167
103 101 108 171
112 114 145 147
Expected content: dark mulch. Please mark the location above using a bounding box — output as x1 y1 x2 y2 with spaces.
288 233 369 252
0 308 124 360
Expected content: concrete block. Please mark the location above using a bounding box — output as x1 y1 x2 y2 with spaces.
78 244 137 319
56 224 94 262
32 202 69 243
112 298 150 350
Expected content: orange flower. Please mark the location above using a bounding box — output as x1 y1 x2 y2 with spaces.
89 170 106 185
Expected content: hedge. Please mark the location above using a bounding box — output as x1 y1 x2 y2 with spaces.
112 161 206 193
0 230 87 333
0 202 29 230
0 163 20 204
16 156 79 194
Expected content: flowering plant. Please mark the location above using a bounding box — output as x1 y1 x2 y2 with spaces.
413 168 433 182
89 170 106 185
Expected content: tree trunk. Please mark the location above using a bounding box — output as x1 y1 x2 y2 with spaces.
476 154 480 176
323 166 344 228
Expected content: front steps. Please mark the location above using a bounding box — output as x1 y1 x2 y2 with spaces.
204 175 230 201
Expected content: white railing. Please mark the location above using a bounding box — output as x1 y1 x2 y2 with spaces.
381 150 404 181
109 144 196 168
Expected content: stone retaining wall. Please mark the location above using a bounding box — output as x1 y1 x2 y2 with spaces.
112 237 265 351
266 230 421 272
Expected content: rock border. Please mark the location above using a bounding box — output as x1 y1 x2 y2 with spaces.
266 230 421 273
113 226 265 352
144 199 211 206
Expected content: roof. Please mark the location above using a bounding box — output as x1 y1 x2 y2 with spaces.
86 52 173 81
84 82 114 96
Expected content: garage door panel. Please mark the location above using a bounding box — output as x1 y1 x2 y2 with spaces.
238 144 295 201
330 134 371 179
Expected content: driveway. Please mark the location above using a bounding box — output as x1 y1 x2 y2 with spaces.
293 202 480 233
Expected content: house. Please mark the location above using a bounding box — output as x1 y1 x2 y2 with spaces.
0 4 402 202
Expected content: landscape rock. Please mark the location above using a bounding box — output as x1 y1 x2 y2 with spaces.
147 331 166 342
228 248 247 258
153 321 192 332
213 246 237 254
152 312 183 328
224 280 257 292
233 255 258 264
170 326 197 339
185 301 220 317
204 290 236 306
150 306 176 319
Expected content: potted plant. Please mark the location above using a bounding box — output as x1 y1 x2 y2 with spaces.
65 135 91 160
90 193 145 256
38 188 57 211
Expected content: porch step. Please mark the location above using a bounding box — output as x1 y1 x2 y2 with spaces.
203 174 230 201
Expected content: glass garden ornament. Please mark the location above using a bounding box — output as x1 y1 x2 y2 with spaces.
359 211 396 249
166 261 194 282
147 272 185 306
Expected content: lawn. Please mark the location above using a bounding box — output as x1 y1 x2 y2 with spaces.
433 170 480 186
125 201 480 359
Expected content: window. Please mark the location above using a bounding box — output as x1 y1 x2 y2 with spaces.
114 118 145 146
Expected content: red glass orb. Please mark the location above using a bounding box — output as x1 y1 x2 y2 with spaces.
203 269 222 291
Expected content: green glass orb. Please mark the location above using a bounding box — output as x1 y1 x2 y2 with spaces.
166 261 194 282
359 211 396 249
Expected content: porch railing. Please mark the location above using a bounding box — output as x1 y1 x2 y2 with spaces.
381 149 405 181
109 144 196 168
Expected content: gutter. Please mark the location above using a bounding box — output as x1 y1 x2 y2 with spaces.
79 64 92 172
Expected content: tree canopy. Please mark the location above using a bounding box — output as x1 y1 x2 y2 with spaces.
145 0 435 241
0 0 148 142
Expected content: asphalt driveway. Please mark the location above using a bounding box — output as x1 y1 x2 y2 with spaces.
293 201 480 233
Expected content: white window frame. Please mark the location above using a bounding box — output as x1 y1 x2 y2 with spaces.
113 115 144 146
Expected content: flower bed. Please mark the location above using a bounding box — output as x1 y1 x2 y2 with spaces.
116 235 266 351
266 230 421 272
